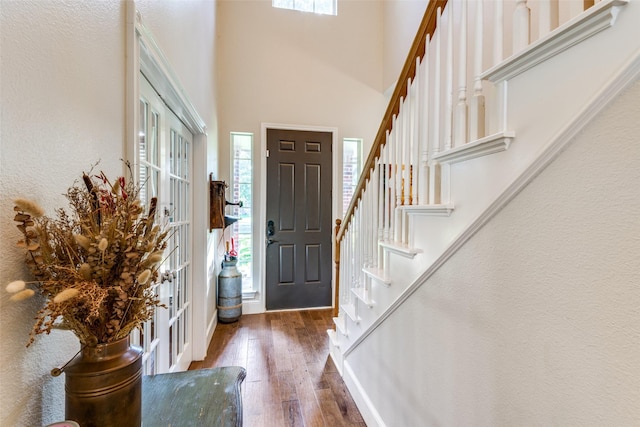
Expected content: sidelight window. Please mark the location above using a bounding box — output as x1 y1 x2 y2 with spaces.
230 132 254 293
342 137 362 216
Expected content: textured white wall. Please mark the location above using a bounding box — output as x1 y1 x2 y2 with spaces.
134 0 220 359
216 0 386 162
382 0 428 92
216 0 387 306
347 76 640 426
0 1 217 424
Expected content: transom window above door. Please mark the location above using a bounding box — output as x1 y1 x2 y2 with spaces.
272 0 337 16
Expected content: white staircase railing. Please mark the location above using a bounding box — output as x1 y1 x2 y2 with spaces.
331 0 627 349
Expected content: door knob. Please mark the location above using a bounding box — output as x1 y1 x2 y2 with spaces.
266 238 278 247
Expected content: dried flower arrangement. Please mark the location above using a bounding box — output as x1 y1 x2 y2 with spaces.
6 165 168 347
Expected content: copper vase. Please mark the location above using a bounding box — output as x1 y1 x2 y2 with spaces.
64 337 143 427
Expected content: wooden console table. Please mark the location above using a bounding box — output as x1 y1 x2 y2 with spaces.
142 366 246 426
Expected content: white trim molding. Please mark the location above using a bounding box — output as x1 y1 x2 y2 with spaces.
343 361 388 427
136 15 206 134
379 240 422 259
482 0 629 83
352 287 376 307
401 203 455 216
432 132 514 164
363 267 391 286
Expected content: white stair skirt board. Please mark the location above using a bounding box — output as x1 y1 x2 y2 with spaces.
340 50 640 359
378 240 422 258
343 361 388 427
481 0 629 83
362 267 392 286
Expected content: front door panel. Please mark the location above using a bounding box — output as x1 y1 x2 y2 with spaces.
266 129 332 310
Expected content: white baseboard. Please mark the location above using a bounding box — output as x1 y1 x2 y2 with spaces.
343 360 387 427
205 311 218 350
241 297 265 315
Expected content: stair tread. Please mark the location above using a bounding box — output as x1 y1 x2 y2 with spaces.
340 303 360 323
379 240 422 258
351 287 375 306
362 267 391 285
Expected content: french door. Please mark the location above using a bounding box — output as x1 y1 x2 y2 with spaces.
134 75 193 374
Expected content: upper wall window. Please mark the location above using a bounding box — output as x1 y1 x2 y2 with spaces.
273 0 337 16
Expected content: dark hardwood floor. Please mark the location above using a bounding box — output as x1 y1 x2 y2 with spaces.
189 309 366 427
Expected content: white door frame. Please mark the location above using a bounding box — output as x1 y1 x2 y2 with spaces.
248 123 339 314
125 3 209 362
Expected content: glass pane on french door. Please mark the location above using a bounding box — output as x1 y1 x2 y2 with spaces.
166 117 192 372
134 75 193 375
135 90 162 375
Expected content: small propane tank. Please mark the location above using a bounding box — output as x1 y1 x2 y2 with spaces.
218 257 242 323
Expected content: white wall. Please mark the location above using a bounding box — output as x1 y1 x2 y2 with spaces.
346 75 640 426
216 0 386 161
0 1 217 425
382 0 428 92
216 0 387 308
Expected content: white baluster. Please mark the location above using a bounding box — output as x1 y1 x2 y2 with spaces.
382 133 390 243
403 81 411 208
351 224 356 293
513 0 531 54
361 185 368 272
538 0 559 38
355 204 361 290
470 0 486 141
444 5 454 151
394 100 404 243
359 202 365 288
342 231 348 307
433 9 442 154
368 183 373 269
389 118 397 241
403 82 411 244
413 57 421 206
351 208 357 293
455 0 469 147
429 8 442 205
372 160 379 268
378 152 385 267
494 0 504 65
559 0 586 25
349 211 355 294
410 74 418 207
442 3 454 206
345 231 350 305
419 35 431 205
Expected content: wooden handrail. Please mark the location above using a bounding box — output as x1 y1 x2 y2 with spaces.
337 0 448 243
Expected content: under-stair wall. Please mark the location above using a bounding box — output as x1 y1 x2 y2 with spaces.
345 73 640 427
329 0 640 425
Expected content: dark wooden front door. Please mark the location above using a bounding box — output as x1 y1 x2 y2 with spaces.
266 128 333 310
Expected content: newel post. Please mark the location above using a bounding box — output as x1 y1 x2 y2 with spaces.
333 219 342 320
